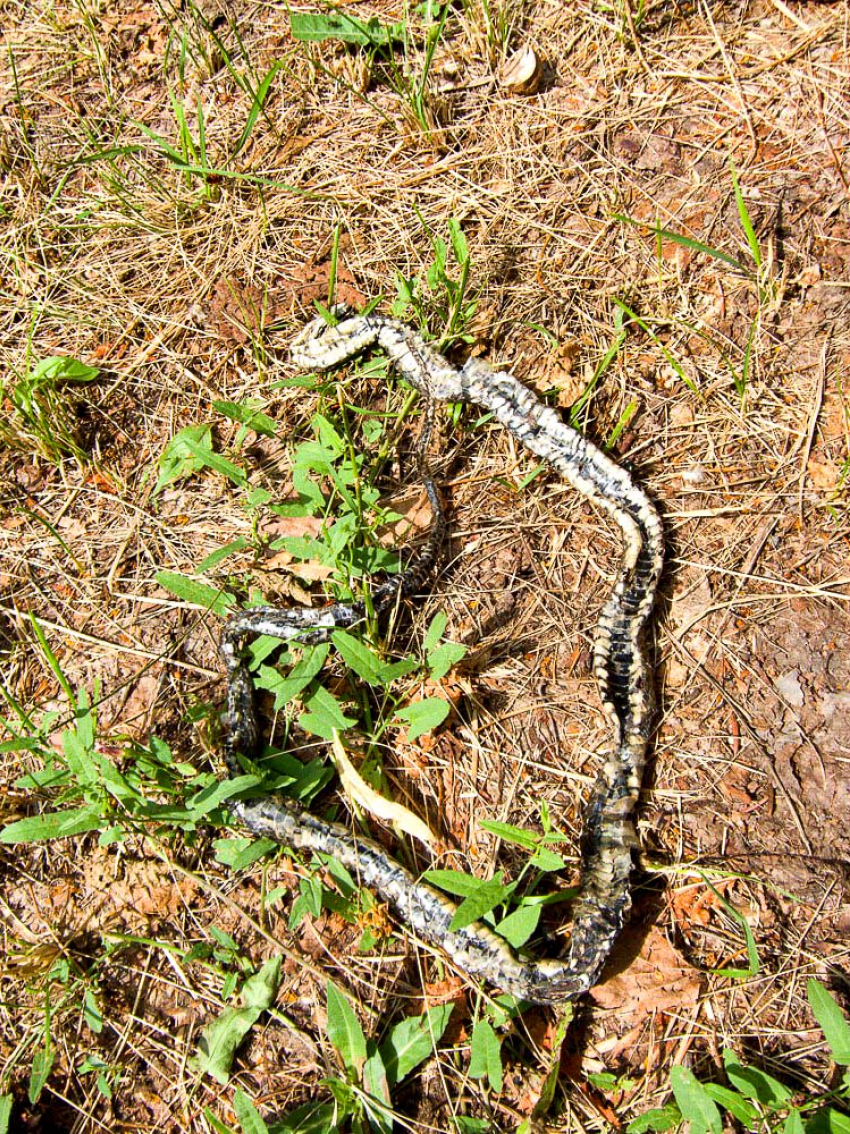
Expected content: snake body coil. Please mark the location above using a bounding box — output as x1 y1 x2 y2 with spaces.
220 311 663 1003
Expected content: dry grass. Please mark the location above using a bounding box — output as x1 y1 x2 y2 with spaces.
1 0 849 1130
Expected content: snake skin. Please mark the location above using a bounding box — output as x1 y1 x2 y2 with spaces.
219 309 664 1003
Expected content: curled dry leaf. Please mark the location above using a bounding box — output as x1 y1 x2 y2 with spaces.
330 729 437 848
499 46 543 95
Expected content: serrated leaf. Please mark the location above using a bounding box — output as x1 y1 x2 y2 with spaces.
395 696 450 740
449 875 509 932
808 979 850 1064
468 1019 502 1092
326 981 367 1074
380 1004 454 1087
670 1066 722 1134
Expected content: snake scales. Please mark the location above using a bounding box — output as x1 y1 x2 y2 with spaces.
219 309 663 1003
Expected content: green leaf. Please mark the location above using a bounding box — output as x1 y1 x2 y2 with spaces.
154 423 214 494
729 158 762 269
702 1083 758 1125
627 1105 683 1133
424 868 489 898
83 989 103 1034
232 61 285 159
361 1048 391 1108
529 845 567 872
379 1004 454 1087
808 980 850 1063
670 1066 722 1134
806 1107 850 1134
478 819 538 851
29 1044 55 1103
494 902 541 948
289 10 399 46
702 876 760 979
423 612 448 654
213 400 278 437
448 218 469 268
427 641 466 680
395 697 450 740
299 684 356 740
332 630 386 685
612 298 698 394
326 981 367 1075
28 355 100 385
453 1119 491 1134
468 1019 502 1092
195 538 250 574
155 571 235 617
722 1049 792 1105
181 433 247 486
273 1099 342 1133
0 1094 12 1134
0 805 104 843
233 1089 269 1134
785 1109 806 1134
188 774 264 817
449 875 509 933
259 642 330 708
213 837 278 870
191 956 282 1084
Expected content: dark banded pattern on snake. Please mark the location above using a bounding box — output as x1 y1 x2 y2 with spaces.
219 309 664 1003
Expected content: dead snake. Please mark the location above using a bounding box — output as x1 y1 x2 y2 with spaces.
219 309 663 1003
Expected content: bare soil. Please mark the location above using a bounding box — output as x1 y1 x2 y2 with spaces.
1 1 848 1131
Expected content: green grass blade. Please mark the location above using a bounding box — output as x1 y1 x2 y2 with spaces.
232 60 284 158
729 159 762 269
616 213 749 273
